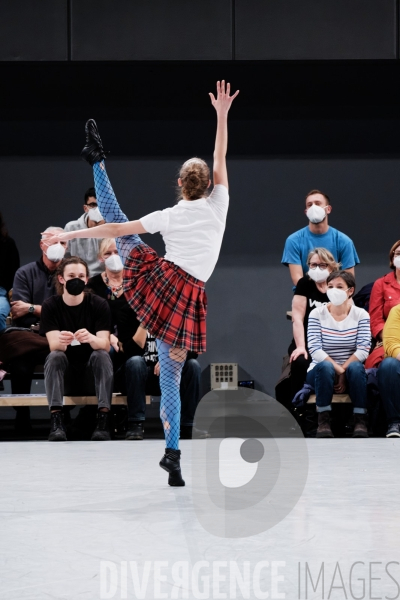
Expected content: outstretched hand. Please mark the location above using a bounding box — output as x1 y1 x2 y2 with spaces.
209 80 239 114
41 231 65 245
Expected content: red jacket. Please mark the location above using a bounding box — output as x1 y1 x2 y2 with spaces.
369 272 400 338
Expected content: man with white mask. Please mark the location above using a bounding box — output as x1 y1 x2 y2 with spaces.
64 187 105 276
8 227 67 433
282 189 360 286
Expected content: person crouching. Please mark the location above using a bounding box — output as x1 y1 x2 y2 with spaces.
40 257 113 441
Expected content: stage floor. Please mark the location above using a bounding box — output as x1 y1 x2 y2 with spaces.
1 439 400 599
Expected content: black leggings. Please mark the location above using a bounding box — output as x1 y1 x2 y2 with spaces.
288 340 311 401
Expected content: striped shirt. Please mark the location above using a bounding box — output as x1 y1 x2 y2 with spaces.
307 304 371 371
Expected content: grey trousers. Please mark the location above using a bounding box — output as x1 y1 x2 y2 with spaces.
44 350 113 410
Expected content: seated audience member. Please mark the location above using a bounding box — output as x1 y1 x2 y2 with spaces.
4 227 66 432
306 271 371 438
40 257 113 442
0 211 20 332
282 190 360 286
289 248 338 401
87 238 127 370
64 187 105 277
87 238 204 440
367 240 400 369
377 305 400 438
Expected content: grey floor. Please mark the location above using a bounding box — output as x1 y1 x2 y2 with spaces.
1 440 400 600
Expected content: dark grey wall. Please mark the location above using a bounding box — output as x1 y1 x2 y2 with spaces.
0 0 398 61
0 157 396 393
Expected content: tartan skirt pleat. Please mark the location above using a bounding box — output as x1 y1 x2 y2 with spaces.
123 244 207 353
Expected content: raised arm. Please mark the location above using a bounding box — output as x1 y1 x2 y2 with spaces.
42 220 147 245
209 80 239 189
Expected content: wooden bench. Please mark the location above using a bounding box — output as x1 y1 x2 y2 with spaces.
307 394 351 404
0 394 152 406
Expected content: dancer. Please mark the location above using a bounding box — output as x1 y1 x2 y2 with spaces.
43 80 239 486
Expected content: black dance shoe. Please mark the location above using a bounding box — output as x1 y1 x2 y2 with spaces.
81 119 108 165
159 448 185 487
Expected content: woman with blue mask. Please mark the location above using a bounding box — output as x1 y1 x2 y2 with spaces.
306 271 371 438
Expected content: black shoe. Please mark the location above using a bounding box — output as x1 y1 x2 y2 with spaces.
81 119 108 166
159 448 185 486
125 422 144 440
91 411 111 441
48 411 67 442
316 411 334 438
180 425 210 439
353 413 369 438
386 422 400 438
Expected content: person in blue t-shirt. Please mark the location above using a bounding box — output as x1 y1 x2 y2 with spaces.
281 189 360 286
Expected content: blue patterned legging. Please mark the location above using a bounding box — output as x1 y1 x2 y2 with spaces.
93 160 142 263
92 160 185 449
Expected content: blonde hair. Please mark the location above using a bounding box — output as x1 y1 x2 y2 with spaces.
97 238 116 259
179 158 210 201
306 247 340 272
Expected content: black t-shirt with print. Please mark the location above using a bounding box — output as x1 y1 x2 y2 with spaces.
294 276 329 346
87 274 127 336
40 293 112 365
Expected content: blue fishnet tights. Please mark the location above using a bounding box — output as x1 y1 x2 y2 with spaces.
156 339 187 449
93 160 142 264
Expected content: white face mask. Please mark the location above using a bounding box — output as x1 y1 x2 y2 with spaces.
327 287 349 306
308 268 330 283
306 204 327 224
105 254 123 272
393 256 400 269
46 242 65 263
88 207 103 223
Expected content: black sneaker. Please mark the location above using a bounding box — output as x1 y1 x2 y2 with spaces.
180 425 210 439
386 423 400 438
91 411 111 441
81 119 108 166
125 422 144 440
48 411 67 442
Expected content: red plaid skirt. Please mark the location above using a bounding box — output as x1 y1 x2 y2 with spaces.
123 244 207 353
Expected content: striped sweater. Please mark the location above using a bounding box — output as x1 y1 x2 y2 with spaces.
307 305 371 371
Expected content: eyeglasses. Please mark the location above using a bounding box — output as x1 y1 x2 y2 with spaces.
309 262 328 270
85 202 98 208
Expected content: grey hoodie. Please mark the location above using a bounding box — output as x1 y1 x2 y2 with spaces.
64 214 104 277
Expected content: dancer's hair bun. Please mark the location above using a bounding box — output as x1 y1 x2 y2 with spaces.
179 158 210 201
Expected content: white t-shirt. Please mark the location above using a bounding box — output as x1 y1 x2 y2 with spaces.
139 184 229 282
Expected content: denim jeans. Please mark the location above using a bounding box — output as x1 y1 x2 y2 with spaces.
306 360 367 414
0 287 10 332
377 357 400 425
116 356 201 426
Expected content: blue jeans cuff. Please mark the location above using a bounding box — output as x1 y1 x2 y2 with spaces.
316 405 332 413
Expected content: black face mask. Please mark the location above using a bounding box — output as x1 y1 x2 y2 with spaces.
65 278 86 296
